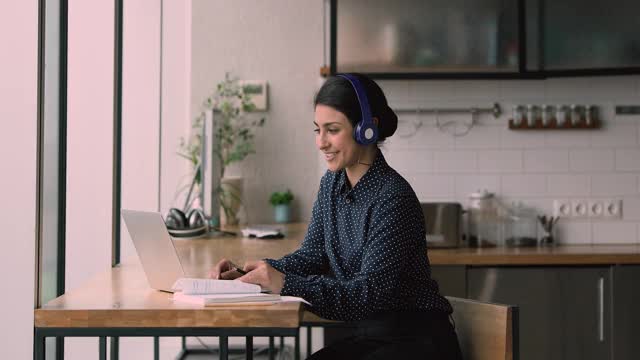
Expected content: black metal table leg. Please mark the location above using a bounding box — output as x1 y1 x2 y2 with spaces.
307 326 312 358
279 336 284 356
56 337 64 360
245 336 253 360
99 337 107 360
220 336 228 360
33 329 45 360
295 333 300 360
33 327 300 360
153 336 159 360
268 336 275 360
110 337 119 360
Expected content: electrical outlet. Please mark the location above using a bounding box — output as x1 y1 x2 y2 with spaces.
571 200 589 218
588 200 605 218
553 200 572 217
604 199 623 219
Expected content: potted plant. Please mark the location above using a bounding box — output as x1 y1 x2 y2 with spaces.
178 72 265 225
269 190 294 223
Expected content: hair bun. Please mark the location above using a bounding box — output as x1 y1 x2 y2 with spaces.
378 105 398 139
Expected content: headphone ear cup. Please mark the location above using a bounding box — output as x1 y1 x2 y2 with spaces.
168 208 187 229
164 214 179 230
188 209 206 228
354 121 378 145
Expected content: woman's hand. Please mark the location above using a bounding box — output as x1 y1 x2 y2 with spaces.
208 258 244 280
237 260 285 294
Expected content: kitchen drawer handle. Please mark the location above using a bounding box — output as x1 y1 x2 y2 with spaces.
598 276 604 342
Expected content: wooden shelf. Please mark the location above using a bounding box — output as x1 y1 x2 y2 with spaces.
508 118 600 130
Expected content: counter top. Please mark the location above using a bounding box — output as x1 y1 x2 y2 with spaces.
212 223 640 266
427 245 640 265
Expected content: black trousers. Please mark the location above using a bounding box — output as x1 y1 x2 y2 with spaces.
308 311 463 360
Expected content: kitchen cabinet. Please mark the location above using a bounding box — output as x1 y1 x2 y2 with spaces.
467 266 611 360
331 0 640 78
611 265 640 360
431 265 466 298
542 0 640 74
332 0 522 78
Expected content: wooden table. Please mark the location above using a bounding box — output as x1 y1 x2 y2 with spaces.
33 225 309 360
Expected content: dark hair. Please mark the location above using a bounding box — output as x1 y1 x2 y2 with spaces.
313 73 398 143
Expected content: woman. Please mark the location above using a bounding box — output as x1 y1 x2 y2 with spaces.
210 74 462 359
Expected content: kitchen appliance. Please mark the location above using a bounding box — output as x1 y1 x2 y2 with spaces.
421 202 462 248
504 202 539 247
467 190 503 247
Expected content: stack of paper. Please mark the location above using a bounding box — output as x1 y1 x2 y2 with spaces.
174 291 282 305
171 278 309 306
173 278 263 295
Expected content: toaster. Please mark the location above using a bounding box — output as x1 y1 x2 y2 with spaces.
421 202 462 248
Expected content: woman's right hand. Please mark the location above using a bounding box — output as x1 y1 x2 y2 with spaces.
208 258 244 280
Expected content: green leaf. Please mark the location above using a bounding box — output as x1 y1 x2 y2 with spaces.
269 189 294 205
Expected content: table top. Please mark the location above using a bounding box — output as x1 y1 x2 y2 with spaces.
35 260 302 328
427 244 640 265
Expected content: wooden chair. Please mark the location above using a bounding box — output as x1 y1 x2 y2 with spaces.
447 296 519 360
301 297 518 360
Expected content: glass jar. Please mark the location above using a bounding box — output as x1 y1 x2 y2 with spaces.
511 105 523 126
467 190 503 247
570 104 582 125
541 104 554 126
556 105 568 126
526 104 537 126
504 202 539 247
586 105 597 126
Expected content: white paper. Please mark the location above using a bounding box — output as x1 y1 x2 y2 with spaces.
172 278 261 295
173 292 280 305
173 292 311 306
280 296 311 306
241 226 283 238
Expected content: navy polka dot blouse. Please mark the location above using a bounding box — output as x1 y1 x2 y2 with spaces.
266 150 452 321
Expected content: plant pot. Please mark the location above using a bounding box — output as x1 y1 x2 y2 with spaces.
219 176 243 225
274 204 291 223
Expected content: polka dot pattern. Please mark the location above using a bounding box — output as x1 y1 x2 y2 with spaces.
265 150 452 321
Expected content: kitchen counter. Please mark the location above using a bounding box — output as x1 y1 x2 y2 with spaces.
213 223 640 267
428 245 640 265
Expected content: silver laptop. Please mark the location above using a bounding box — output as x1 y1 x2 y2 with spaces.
121 209 185 292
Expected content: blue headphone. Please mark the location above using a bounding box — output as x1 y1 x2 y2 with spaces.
337 74 379 145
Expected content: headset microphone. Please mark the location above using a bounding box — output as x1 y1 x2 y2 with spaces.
337 74 379 145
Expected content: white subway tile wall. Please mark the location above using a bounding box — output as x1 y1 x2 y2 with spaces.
592 222 638 244
623 197 640 221
477 150 523 173
433 150 478 173
546 174 590 196
377 76 640 244
591 174 638 196
524 150 569 173
569 149 615 172
556 221 593 245
590 124 638 148
615 149 640 171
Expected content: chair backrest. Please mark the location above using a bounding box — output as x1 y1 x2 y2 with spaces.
447 296 519 360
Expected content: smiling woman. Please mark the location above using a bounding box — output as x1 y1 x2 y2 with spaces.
312 74 396 184
211 73 463 360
